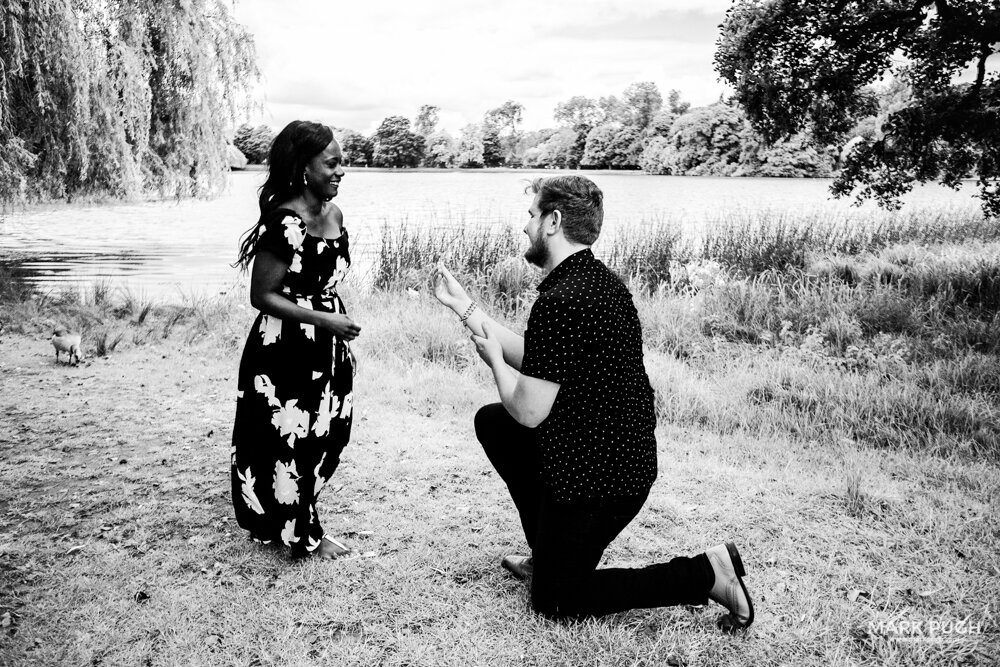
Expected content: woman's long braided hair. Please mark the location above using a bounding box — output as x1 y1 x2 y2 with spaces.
234 121 333 271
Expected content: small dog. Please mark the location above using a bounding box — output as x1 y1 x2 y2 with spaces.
52 328 83 365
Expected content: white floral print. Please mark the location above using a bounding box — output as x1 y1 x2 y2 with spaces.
280 519 298 543
237 467 265 515
273 459 300 505
313 382 340 437
272 398 310 445
254 374 279 407
339 392 353 420
283 221 304 250
313 452 328 496
260 314 282 346
297 298 315 341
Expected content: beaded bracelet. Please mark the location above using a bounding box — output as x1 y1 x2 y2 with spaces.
459 301 477 324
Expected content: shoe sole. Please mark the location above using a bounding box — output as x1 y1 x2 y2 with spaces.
723 541 754 630
725 541 746 577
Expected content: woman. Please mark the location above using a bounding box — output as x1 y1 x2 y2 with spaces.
231 120 360 559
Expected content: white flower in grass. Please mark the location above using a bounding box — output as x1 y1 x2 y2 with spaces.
289 252 303 274
339 392 353 420
272 399 310 445
237 467 265 515
273 459 300 505
254 375 279 407
283 222 305 250
280 519 298 544
260 314 282 346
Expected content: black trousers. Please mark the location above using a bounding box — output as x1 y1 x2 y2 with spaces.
475 403 714 619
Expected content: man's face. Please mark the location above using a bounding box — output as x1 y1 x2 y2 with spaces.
524 194 550 268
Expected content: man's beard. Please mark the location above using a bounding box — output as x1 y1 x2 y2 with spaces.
524 232 549 268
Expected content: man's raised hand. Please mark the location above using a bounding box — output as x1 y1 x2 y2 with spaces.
433 260 471 313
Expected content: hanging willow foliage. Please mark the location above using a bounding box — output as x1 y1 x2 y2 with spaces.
0 0 258 203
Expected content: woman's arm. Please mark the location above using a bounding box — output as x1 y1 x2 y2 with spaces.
250 251 360 340
433 262 524 370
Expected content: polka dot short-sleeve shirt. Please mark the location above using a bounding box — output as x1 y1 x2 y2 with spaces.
520 249 658 502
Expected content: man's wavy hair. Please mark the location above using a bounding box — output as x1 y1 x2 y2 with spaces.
527 175 604 245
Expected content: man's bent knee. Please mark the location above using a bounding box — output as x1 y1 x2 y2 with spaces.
531 576 588 620
474 404 494 445
474 402 510 447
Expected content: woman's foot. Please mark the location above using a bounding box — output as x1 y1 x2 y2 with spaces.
318 535 353 559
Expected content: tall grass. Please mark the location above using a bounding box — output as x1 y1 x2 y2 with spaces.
0 263 36 303
3 208 998 458
701 206 1000 277
373 221 537 318
601 224 686 290
373 222 522 290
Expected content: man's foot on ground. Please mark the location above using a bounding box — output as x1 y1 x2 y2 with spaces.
501 554 533 580
318 535 353 559
705 541 754 632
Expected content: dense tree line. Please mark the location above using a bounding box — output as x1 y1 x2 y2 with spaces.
246 81 910 179
1 0 257 204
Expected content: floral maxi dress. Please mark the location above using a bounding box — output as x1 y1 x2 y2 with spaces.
231 210 354 556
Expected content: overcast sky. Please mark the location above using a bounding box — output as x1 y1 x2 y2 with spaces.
232 0 735 135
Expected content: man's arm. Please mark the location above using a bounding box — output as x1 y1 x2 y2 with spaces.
434 262 525 370
475 322 558 427
458 303 524 371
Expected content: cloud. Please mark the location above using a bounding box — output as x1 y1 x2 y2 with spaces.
544 9 725 43
233 0 731 134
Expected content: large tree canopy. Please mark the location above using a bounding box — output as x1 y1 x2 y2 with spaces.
1 0 257 203
371 116 424 168
715 0 1000 215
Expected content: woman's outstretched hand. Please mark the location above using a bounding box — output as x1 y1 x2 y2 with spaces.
316 312 361 341
433 260 470 313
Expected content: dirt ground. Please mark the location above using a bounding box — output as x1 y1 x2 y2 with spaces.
1 331 997 666
0 332 504 664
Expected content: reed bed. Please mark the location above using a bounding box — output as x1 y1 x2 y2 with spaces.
3 207 998 458
700 205 1000 276
698 208 1000 276
357 212 1000 458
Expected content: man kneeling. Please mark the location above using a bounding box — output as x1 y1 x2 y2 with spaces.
433 175 753 629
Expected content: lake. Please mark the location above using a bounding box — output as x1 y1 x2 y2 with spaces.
0 169 979 298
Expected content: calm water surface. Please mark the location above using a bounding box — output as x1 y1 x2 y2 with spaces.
0 169 977 298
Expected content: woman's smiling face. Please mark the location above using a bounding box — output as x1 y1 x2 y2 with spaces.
304 139 345 200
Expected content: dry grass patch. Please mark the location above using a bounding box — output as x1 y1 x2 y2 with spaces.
1 329 997 666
